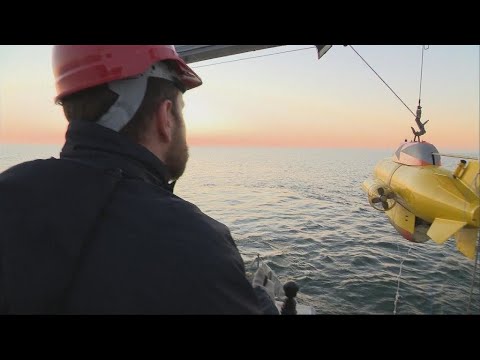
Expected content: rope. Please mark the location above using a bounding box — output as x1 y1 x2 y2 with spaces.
240 251 262 268
394 246 412 315
240 251 262 257
467 232 480 313
418 46 427 105
349 45 416 118
432 152 479 160
191 46 316 69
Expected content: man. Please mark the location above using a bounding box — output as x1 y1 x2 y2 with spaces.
0 45 278 314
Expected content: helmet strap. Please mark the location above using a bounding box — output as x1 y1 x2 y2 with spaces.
97 62 180 132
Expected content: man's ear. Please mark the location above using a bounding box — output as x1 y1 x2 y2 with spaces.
154 99 174 143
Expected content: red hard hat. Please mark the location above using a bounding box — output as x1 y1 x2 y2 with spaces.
52 45 202 103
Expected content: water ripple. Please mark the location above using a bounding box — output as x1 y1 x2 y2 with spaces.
2 145 479 314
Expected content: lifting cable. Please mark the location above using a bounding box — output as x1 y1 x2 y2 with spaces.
349 45 416 118
349 45 431 141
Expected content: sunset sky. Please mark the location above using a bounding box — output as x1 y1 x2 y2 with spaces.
0 45 478 151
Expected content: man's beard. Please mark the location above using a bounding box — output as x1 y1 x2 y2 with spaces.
165 122 189 181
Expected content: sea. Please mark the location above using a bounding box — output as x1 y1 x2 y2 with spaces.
1 144 479 314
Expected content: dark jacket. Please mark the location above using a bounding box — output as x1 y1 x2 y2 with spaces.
0 121 278 314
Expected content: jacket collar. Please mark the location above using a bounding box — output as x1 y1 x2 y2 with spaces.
60 121 175 192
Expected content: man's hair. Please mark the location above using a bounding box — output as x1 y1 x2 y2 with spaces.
61 77 180 143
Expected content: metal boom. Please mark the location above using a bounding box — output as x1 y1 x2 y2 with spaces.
175 45 332 64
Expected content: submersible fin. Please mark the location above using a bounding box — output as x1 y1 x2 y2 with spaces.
427 218 466 244
455 227 478 260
